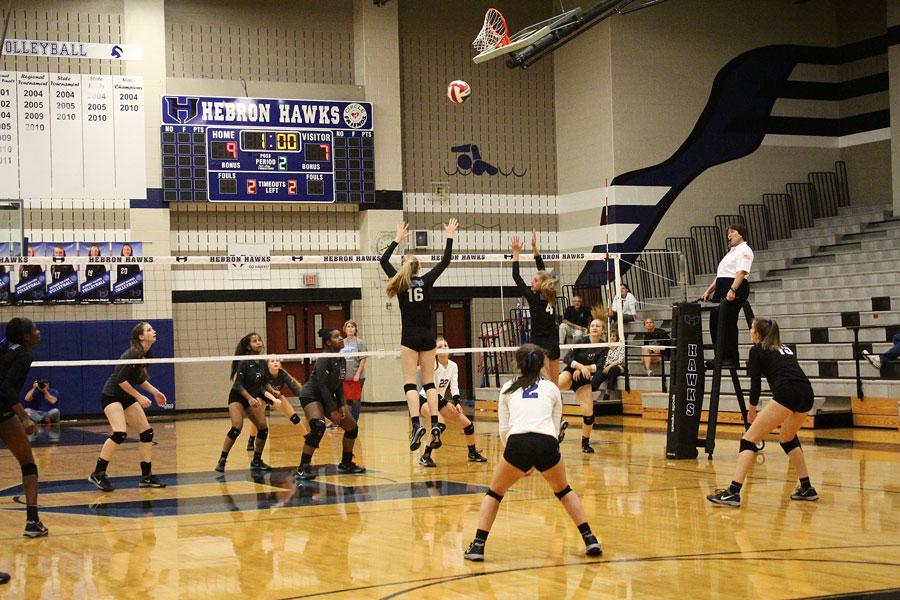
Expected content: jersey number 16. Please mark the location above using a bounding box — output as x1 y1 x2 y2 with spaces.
407 287 424 302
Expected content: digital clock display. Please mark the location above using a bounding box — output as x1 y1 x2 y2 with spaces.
240 130 300 152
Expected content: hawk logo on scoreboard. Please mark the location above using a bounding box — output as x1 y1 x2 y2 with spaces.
343 103 368 129
164 97 201 124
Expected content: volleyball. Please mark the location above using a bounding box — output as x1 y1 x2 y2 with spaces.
447 80 471 104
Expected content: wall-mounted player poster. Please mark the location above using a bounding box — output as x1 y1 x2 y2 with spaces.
78 241 111 303
111 242 143 303
47 242 78 303
14 243 46 305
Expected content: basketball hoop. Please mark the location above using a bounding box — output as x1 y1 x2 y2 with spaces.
472 8 510 55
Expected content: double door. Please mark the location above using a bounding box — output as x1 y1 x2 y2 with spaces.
266 302 349 383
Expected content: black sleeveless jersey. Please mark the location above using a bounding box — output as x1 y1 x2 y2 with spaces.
380 238 453 336
513 255 556 343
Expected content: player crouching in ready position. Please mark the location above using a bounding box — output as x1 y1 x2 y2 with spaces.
417 337 487 468
464 344 601 561
707 318 819 507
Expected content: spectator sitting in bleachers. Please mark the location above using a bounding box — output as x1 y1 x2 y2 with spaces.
640 318 670 376
559 294 592 345
862 333 900 371
609 284 637 324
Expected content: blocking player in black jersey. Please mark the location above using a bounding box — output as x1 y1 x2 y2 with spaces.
381 218 458 452
89 322 168 492
557 319 608 454
0 318 48 541
708 318 819 507
510 231 561 386
417 338 488 468
294 328 365 480
245 358 308 450
215 333 271 473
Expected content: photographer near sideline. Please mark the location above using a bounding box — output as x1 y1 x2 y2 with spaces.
24 380 60 424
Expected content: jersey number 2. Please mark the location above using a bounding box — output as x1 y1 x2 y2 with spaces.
523 384 538 398
407 287 424 302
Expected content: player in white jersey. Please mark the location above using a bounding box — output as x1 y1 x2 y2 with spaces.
463 344 601 561
417 338 487 467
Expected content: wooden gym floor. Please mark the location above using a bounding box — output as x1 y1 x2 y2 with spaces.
0 411 898 599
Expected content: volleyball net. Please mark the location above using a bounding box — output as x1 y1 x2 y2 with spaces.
0 250 685 410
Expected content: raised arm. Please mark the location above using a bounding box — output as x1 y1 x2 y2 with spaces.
531 230 546 271
422 219 457 285
380 222 409 278
510 236 532 295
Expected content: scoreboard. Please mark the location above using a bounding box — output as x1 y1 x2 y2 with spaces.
161 96 374 203
0 71 146 200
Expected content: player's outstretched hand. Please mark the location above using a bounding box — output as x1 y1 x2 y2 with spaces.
394 222 409 243
444 217 459 238
509 236 524 254
531 230 540 255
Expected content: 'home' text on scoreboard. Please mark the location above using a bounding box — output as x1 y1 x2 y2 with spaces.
160 96 374 203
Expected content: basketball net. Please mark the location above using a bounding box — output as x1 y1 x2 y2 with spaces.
472 8 510 54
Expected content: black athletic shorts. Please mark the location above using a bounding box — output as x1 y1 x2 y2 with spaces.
563 367 594 392
101 394 137 410
418 393 448 410
533 337 560 361
299 395 325 409
503 432 561 473
772 384 815 414
401 328 437 352
228 392 252 410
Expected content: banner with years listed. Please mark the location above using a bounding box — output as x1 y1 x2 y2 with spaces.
110 242 143 303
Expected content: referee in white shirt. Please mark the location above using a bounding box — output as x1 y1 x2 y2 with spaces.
701 223 754 368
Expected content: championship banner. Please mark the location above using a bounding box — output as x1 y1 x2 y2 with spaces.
14 243 46 305
46 242 78 303
665 302 706 459
111 242 143 303
79 242 111 303
3 39 143 61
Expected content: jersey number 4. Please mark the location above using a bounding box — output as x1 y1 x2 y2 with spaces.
407 287 424 302
523 384 539 398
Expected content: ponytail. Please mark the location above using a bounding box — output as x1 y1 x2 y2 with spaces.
386 255 419 298
129 321 151 382
535 270 558 309
505 344 545 395
753 318 782 352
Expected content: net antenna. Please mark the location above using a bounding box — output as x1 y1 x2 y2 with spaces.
472 7 582 64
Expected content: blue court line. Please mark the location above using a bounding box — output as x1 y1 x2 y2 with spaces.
19 480 487 518
0 465 363 496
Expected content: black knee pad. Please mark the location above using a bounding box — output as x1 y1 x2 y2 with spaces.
403 383 418 394
486 489 504 502
139 428 154 443
226 426 241 440
438 422 447 433
554 485 573 500
463 424 475 436
305 418 326 448
256 428 269 441
422 382 436 393
780 436 801 454
21 463 37 477
583 415 595 427
344 426 359 439
110 431 127 445
739 438 759 453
